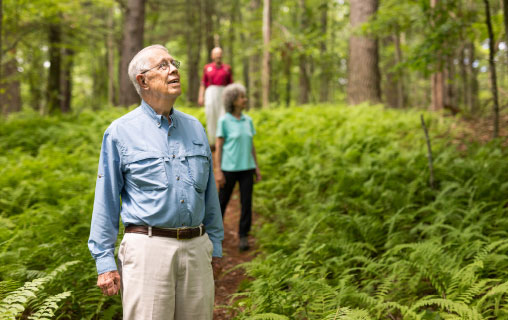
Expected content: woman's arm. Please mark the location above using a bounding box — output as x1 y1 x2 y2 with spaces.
215 137 226 188
252 143 262 182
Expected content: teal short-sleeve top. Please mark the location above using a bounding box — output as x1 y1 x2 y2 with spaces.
216 113 256 172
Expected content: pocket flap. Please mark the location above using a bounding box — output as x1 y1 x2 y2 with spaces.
124 151 165 164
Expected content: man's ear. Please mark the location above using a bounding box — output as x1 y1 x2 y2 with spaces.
136 74 149 90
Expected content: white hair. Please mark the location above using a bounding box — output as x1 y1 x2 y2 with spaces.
128 44 168 96
222 83 246 113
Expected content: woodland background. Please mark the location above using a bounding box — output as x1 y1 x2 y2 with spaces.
2 0 508 319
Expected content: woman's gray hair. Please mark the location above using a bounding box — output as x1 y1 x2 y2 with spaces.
128 44 168 96
222 83 247 113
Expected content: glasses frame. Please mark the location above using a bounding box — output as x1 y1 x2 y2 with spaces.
140 59 181 74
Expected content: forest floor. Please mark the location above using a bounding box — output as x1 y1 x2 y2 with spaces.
212 157 258 320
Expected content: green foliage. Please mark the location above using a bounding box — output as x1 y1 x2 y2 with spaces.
236 104 508 319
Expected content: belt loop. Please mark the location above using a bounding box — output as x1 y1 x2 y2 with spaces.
199 225 203 236
148 226 152 237
177 229 180 240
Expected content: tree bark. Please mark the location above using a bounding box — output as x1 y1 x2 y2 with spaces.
484 0 500 138
0 57 21 115
298 0 311 105
60 47 74 113
503 0 508 63
203 0 215 58
466 42 479 113
228 0 238 70
46 24 62 114
0 0 3 112
119 0 145 107
347 0 381 105
186 0 202 104
261 0 271 108
430 0 445 111
283 44 292 107
319 1 330 102
248 0 261 108
106 6 117 106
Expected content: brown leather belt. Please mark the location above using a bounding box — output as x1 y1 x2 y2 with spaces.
125 225 205 240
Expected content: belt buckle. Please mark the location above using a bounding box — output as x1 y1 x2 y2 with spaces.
177 226 189 240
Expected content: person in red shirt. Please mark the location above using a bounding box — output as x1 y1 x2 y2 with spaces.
198 47 233 151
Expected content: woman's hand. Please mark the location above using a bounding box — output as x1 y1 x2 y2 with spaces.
255 167 262 182
217 171 226 188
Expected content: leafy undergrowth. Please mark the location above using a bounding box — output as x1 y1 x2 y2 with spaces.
236 105 508 320
1 104 507 319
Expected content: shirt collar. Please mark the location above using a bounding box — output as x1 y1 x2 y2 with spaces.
226 112 246 121
141 100 177 128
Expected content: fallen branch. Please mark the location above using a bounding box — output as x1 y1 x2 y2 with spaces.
421 114 435 189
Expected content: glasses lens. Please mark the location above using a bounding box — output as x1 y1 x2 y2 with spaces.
172 60 181 69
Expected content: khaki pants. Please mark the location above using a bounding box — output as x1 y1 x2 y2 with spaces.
118 232 215 320
204 85 226 145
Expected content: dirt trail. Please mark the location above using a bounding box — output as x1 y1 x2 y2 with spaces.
213 158 258 320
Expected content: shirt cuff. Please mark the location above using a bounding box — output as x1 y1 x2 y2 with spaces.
96 256 118 275
211 240 222 258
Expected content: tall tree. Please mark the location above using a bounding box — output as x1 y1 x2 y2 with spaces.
186 0 202 104
248 0 261 108
262 0 271 108
319 1 330 102
503 0 508 63
46 23 62 114
483 0 500 138
119 0 145 107
430 0 445 111
203 0 215 58
60 46 74 113
298 0 311 105
348 0 381 105
106 6 117 106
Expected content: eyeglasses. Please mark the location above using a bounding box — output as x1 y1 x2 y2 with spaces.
140 59 181 74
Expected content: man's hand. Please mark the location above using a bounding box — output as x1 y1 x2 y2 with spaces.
211 257 222 280
216 171 226 189
198 96 204 106
97 271 121 296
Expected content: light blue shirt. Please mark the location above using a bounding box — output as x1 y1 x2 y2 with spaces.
88 100 224 275
216 113 256 172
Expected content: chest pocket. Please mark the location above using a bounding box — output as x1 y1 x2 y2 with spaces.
183 145 210 193
124 152 168 191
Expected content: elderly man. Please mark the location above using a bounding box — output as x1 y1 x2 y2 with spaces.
198 47 233 151
88 44 224 320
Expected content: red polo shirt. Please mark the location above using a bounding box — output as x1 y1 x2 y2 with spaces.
201 63 233 88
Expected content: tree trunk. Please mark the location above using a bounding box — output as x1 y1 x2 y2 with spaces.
119 0 145 107
106 6 117 106
186 0 202 104
347 0 381 105
60 47 74 113
46 24 62 114
319 1 330 102
283 44 292 107
430 0 445 111
203 0 215 58
0 0 3 113
298 0 311 105
228 0 238 70
261 0 271 108
394 32 404 108
484 0 500 138
0 57 21 115
503 0 508 63
383 37 398 108
466 42 479 113
248 0 261 108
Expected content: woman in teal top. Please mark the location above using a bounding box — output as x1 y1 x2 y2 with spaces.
216 83 261 251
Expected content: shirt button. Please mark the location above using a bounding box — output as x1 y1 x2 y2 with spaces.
180 199 184 203
168 133 171 136
172 154 175 158
176 176 180 181
157 122 161 127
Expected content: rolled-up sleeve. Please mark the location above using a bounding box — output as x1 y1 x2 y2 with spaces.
203 157 224 257
88 127 123 274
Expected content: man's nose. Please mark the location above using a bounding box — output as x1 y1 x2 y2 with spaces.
169 64 179 74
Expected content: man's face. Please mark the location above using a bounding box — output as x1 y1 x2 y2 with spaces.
143 49 181 98
211 48 223 64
